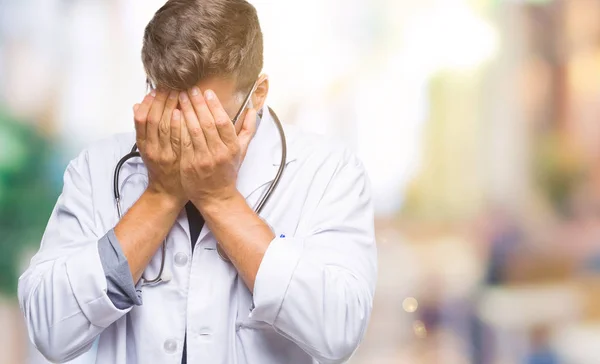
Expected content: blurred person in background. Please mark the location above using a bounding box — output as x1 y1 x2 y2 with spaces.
526 326 559 364
16 0 377 363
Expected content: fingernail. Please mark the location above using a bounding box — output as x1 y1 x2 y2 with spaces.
205 90 217 101
169 90 178 99
179 91 189 102
172 109 180 120
191 87 200 96
150 89 156 97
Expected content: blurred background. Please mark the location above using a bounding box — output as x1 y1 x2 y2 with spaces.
1 0 600 363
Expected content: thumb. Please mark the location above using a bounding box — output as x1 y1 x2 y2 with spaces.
238 108 257 155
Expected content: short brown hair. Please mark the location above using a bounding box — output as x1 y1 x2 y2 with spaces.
142 0 263 92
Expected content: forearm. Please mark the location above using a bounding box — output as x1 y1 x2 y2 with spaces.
195 191 274 291
199 194 374 362
114 189 184 282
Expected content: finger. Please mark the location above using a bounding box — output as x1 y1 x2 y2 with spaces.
188 87 222 152
133 104 146 150
146 89 169 146
134 93 154 144
158 90 179 149
180 112 194 163
238 108 258 158
170 109 182 157
133 103 144 143
179 91 209 154
204 89 237 148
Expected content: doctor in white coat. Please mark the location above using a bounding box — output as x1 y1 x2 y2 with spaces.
18 0 377 363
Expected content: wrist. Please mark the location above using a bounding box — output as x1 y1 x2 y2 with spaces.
143 188 187 212
193 189 246 217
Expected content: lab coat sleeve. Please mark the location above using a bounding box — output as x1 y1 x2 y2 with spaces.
18 150 130 363
249 152 377 364
98 229 143 309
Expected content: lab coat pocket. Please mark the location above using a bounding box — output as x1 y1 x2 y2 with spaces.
234 274 271 331
236 319 272 331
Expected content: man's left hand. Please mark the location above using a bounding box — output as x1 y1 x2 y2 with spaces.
178 87 257 207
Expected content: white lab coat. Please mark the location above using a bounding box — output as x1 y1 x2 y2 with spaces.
18 109 377 364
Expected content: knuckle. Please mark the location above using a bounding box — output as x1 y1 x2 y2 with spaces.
159 122 170 135
215 117 230 127
144 150 155 161
204 121 217 130
183 139 194 149
189 127 202 138
147 114 159 125
214 150 230 164
165 155 175 165
198 159 214 171
134 113 146 124
181 162 193 173
157 153 168 164
214 156 226 166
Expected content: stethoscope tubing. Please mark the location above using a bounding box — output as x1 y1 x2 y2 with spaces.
113 107 286 284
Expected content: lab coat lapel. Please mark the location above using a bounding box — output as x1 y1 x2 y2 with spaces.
237 107 289 199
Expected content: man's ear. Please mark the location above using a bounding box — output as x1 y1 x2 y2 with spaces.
252 74 269 111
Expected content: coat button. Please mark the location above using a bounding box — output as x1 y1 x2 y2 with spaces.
174 252 189 267
163 339 177 353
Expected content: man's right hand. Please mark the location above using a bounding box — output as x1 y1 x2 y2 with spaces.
134 89 186 206
113 90 186 283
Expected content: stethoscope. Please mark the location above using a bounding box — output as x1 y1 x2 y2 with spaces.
113 99 287 287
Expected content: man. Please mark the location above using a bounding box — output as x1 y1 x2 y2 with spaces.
18 0 377 363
